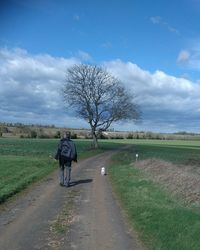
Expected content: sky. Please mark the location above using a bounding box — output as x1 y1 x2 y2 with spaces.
1 0 200 132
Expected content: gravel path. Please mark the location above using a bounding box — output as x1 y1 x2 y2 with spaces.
0 151 141 250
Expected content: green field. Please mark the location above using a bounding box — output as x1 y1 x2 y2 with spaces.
108 140 200 250
0 138 121 203
108 139 200 165
1 138 200 204
1 138 200 249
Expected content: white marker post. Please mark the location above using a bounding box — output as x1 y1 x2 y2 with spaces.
136 153 139 161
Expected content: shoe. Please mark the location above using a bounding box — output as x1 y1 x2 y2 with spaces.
59 183 64 186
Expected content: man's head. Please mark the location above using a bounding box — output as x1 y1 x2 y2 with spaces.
63 131 71 139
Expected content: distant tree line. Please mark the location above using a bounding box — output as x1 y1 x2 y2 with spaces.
1 122 200 141
0 122 56 128
99 131 200 141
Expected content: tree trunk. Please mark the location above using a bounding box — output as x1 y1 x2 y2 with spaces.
91 129 98 149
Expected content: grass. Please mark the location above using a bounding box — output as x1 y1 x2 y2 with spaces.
2 137 200 249
109 145 200 250
0 155 54 203
107 139 200 165
1 138 196 203
0 138 122 203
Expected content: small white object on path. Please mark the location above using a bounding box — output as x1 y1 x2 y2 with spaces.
101 167 106 175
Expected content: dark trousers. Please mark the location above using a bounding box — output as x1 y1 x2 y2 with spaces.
59 156 72 185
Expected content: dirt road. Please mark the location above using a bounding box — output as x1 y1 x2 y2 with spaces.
0 151 141 250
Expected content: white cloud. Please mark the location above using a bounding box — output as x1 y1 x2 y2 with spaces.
176 41 200 70
0 47 85 127
1 48 200 132
101 41 112 48
104 59 200 132
177 50 191 64
150 16 162 24
150 16 180 35
76 50 92 62
73 14 80 21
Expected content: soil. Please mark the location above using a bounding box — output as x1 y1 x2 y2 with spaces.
135 158 200 207
0 151 141 250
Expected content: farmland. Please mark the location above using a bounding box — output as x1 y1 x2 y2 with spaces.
1 138 200 249
0 138 121 203
112 139 200 164
1 137 200 204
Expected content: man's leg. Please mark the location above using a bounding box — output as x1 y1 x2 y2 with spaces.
59 166 65 185
65 162 72 186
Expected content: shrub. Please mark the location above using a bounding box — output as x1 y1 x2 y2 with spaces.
30 130 37 138
71 133 77 139
127 133 133 139
54 131 61 138
38 134 50 139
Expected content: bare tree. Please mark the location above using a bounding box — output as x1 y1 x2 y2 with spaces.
63 64 141 148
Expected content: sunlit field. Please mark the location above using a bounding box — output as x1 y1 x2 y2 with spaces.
105 139 200 165
0 138 121 203
108 140 200 250
1 137 200 249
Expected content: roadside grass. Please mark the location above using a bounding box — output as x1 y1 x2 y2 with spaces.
0 138 122 203
109 147 200 250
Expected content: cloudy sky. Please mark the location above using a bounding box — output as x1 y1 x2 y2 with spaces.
1 0 200 132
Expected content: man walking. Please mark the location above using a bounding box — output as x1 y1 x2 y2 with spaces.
55 131 77 187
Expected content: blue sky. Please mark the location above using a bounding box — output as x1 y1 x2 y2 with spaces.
1 0 200 132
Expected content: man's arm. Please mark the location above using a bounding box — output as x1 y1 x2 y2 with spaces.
54 141 62 160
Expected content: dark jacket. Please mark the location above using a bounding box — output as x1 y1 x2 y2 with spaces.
55 138 77 162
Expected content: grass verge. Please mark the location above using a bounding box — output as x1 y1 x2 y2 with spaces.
109 147 200 250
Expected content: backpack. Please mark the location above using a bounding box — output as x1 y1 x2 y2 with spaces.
60 140 72 159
